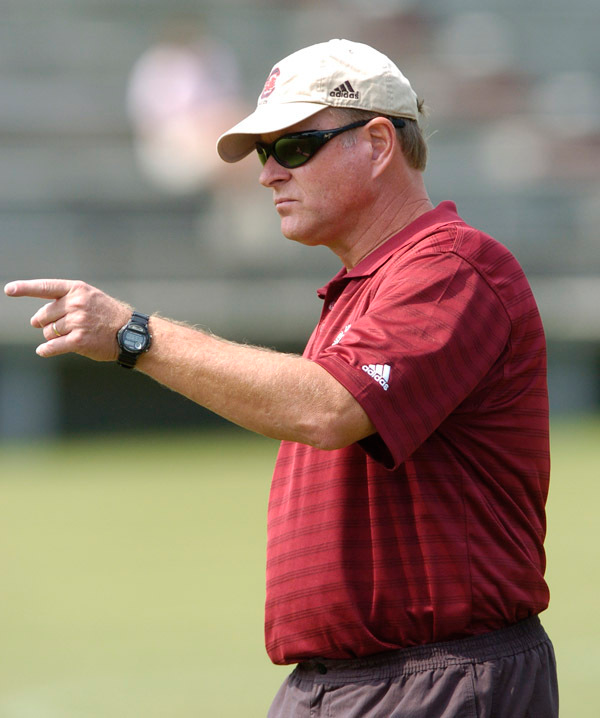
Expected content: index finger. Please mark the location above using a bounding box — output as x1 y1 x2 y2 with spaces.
4 279 76 300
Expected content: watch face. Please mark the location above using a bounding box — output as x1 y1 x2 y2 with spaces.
122 327 148 353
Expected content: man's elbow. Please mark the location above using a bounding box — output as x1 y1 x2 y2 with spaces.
303 412 376 451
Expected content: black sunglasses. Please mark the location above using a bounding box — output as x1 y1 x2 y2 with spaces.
256 117 406 169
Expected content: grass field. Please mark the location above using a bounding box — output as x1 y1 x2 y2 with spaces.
1 416 598 717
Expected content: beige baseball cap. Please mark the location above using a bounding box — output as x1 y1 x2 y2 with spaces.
217 39 419 163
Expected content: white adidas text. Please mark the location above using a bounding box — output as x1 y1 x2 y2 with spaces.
362 364 391 391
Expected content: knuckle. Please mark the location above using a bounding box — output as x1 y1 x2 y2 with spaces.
71 309 85 326
67 296 85 314
68 280 86 298
75 280 91 296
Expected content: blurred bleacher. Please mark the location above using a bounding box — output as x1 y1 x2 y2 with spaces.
1 0 599 437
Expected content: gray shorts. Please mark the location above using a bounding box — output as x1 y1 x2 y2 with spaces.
267 616 558 718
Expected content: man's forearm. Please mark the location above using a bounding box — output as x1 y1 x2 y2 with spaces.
4 279 374 449
136 316 374 450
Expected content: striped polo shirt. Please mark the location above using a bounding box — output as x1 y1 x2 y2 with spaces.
266 201 550 665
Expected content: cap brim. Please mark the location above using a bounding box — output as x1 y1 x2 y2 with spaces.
217 102 328 163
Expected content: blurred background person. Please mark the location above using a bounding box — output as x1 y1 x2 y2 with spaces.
126 15 244 195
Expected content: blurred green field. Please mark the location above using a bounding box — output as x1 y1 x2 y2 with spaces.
1 417 598 717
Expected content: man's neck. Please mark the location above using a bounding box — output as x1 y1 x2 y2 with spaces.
337 192 434 270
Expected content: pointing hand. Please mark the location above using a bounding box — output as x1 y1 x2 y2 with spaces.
4 279 132 362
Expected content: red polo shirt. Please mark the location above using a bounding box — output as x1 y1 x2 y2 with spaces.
265 202 550 665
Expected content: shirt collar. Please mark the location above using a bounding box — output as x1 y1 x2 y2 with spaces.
317 201 462 299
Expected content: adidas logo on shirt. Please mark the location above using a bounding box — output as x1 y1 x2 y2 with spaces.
362 364 391 391
330 81 360 100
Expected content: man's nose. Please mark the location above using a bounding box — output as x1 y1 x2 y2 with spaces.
259 155 292 188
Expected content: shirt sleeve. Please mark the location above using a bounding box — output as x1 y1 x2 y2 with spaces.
313 252 511 469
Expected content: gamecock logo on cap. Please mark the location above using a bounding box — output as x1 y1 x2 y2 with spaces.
260 68 280 100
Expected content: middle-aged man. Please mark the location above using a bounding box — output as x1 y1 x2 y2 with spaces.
5 39 558 717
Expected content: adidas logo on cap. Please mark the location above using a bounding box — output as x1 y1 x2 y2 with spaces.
330 81 360 100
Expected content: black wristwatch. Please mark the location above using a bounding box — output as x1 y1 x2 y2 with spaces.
116 311 152 369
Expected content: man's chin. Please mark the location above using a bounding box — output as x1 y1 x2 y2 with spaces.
280 219 318 245
281 229 317 247
280 221 302 243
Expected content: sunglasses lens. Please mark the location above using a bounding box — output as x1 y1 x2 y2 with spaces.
256 145 269 166
256 135 327 168
275 137 318 168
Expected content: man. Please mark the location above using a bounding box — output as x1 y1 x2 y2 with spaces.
5 39 557 717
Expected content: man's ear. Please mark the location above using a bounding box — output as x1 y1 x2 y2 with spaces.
366 118 397 175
